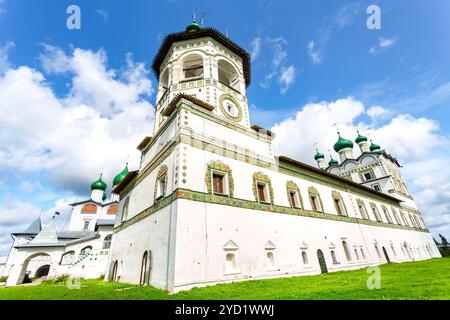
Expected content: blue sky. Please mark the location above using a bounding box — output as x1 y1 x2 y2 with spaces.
0 0 449 256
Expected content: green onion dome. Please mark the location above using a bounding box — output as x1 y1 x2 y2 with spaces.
355 131 368 144
314 150 325 161
102 191 107 201
329 157 339 166
186 20 201 32
91 174 107 191
333 135 354 152
370 141 381 152
113 163 129 187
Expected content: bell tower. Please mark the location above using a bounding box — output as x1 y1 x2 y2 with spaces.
152 20 251 134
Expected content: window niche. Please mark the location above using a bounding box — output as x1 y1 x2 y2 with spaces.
370 203 383 222
381 205 393 224
154 165 168 201
264 241 278 271
252 172 274 205
205 161 234 197
308 186 324 212
182 53 204 80
223 240 240 275
286 181 303 209
331 191 348 216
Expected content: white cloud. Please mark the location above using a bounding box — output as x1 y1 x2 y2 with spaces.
258 37 296 94
250 37 261 61
369 36 398 55
279 65 296 95
307 41 322 65
270 97 450 238
0 41 14 74
367 105 391 120
0 45 154 194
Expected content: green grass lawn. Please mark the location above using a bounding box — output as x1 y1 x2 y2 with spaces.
1 257 449 300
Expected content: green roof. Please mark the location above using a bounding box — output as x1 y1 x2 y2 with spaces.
91 174 107 191
329 157 339 166
314 151 325 161
186 21 201 32
355 132 368 144
113 164 129 186
333 135 354 152
370 142 381 152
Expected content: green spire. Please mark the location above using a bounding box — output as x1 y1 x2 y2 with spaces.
333 133 354 152
91 173 107 191
355 130 368 144
186 11 201 32
113 163 129 186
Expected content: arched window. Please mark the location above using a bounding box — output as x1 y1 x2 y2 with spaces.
182 53 203 79
140 251 148 286
374 244 382 258
225 253 236 274
103 234 112 249
266 251 276 269
160 68 169 89
391 245 397 257
107 205 118 215
354 248 360 261
342 241 352 262
80 246 92 258
301 251 309 264
330 250 338 264
360 248 366 260
218 59 239 91
60 251 75 265
121 197 130 223
81 204 97 214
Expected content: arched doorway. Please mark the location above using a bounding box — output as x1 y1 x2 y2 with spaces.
317 249 328 274
18 252 51 284
382 247 391 263
35 264 50 278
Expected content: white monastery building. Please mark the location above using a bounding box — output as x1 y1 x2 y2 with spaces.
1 20 441 290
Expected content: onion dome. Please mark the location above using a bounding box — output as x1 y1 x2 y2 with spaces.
333 135 354 152
355 131 368 144
113 163 129 187
102 191 107 201
91 174 107 191
314 150 325 161
329 157 339 166
186 20 201 32
370 141 381 152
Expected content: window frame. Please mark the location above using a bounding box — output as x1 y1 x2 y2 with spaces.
256 181 270 204
211 170 229 196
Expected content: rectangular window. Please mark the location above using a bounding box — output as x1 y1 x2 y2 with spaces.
358 203 369 220
257 182 268 203
334 198 346 216
289 190 300 208
310 195 322 212
212 172 226 195
363 171 374 181
372 184 381 192
156 177 166 199
83 221 90 230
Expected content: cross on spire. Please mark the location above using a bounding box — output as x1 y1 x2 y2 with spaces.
333 123 340 135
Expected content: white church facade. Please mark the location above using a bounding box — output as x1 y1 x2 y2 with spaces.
104 22 441 293
1 21 441 292
1 166 128 286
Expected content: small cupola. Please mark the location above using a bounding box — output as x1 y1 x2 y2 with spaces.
333 132 354 162
355 130 370 153
91 174 107 191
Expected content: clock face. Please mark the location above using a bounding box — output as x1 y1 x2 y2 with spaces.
219 95 242 122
